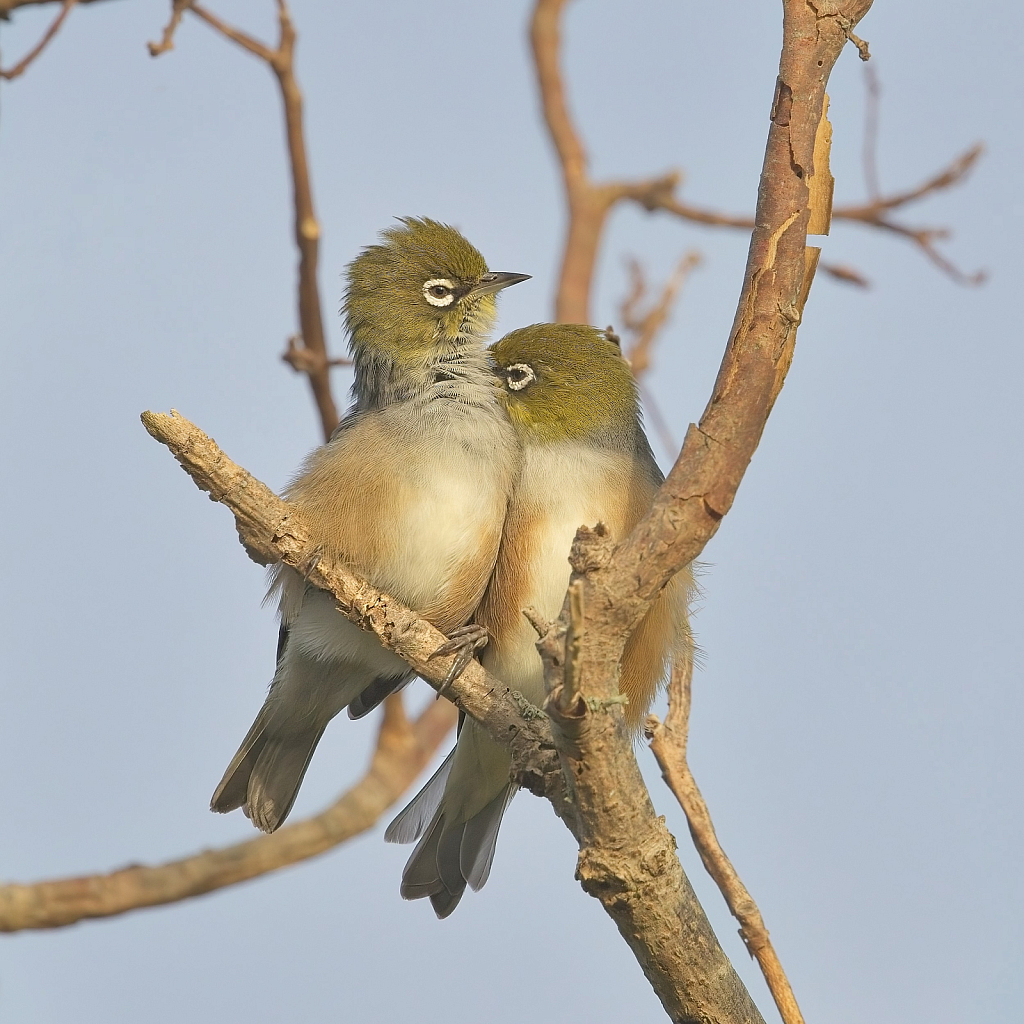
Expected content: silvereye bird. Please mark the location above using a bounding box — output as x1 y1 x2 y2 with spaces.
387 323 694 917
210 218 528 833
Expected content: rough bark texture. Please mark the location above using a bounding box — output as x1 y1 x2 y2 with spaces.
530 3 873 1021
574 0 874 682
137 410 760 1021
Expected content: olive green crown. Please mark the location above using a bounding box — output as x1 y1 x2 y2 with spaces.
343 217 490 356
489 323 647 451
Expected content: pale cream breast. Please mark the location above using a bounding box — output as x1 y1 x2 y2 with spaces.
288 403 518 634
477 443 636 705
477 440 692 727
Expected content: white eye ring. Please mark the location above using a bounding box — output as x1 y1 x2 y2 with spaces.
423 278 456 307
505 363 536 391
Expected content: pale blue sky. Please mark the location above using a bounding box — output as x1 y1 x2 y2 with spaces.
1 2 1021 1022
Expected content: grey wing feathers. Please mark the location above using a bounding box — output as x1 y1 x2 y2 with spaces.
210 706 271 814
398 784 514 919
347 671 414 720
243 725 327 833
384 747 457 845
210 708 326 834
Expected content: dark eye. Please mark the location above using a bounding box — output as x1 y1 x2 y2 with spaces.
422 278 456 307
505 363 536 391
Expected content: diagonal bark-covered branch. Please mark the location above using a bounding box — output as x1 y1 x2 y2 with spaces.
529 3 871 1021
138 410 571 821
137 410 764 1021
574 1 869 673
0 695 455 932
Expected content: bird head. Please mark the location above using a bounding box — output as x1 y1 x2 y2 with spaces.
489 324 643 449
343 218 529 369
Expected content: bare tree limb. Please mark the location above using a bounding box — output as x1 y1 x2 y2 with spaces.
135 409 765 1021
0 695 455 932
819 261 870 287
150 1 341 440
568 1 871 672
615 253 702 458
620 252 702 380
646 659 806 1024
529 0 981 318
0 0 76 79
137 409 572 819
528 6 872 1020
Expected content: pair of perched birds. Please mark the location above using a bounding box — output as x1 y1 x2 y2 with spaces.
210 217 694 918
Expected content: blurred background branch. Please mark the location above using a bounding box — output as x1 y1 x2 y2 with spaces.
0 696 456 931
147 0 343 440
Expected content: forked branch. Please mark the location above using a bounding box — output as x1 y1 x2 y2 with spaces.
0 0 77 80
530 0 982 325
130 409 755 1023
530 4 869 1021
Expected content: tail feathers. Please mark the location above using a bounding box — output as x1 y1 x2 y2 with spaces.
347 671 413 720
385 747 457 845
210 707 270 815
399 784 514 919
210 709 326 834
245 726 327 833
461 785 514 892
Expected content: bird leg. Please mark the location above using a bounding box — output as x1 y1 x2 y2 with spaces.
431 624 489 696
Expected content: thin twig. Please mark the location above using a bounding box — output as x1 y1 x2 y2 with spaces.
862 61 881 201
157 1 340 439
616 253 701 459
530 0 980 322
0 695 456 931
147 0 190 57
646 658 806 1024
0 0 76 80
282 334 351 373
620 252 701 379
819 262 870 287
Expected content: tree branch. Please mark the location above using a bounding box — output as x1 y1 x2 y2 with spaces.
150 1 341 440
620 252 701 380
136 409 766 1021
146 0 189 57
0 695 455 932
137 409 572 819
0 0 76 79
615 253 702 458
572 2 870 667
529 0 981 321
647 659 806 1024
528 4 871 1020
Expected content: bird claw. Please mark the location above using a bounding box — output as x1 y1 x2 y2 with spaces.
431 624 489 696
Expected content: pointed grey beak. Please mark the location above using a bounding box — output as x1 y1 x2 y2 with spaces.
471 272 531 297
